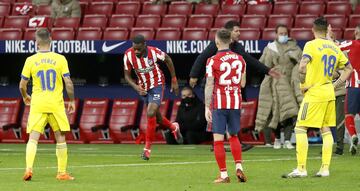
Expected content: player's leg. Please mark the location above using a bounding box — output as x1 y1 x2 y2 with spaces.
345 88 359 155
156 110 183 144
142 102 159 160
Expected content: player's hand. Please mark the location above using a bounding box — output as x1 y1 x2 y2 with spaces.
205 107 212 123
67 100 76 114
268 68 281 79
170 77 179 96
135 85 147 96
23 95 31 106
189 77 198 88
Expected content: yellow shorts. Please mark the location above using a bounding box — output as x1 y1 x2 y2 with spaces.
296 100 336 128
27 111 70 134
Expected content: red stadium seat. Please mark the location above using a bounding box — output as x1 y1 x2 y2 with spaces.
326 2 352 16
3 15 29 28
130 28 155 40
299 2 325 15
51 28 75 40
262 28 276 40
53 17 81 28
290 28 314 40
240 15 266 29
168 1 192 15
141 2 167 16
77 27 102 40
161 15 187 29
92 0 118 3
82 14 108 29
36 5 51 15
87 2 113 16
349 15 360 28
294 15 317 28
0 28 22 40
115 2 140 15
194 3 219 16
239 101 261 144
213 15 239 28
135 15 161 28
344 28 355 40
109 14 134 28
103 27 129 40
239 28 260 40
79 2 88 17
208 28 219 40
272 2 298 16
187 15 213 29
182 28 208 40
0 16 3 27
0 3 10 16
267 15 293 28
64 98 82 143
170 99 181 122
246 3 272 16
155 28 181 40
355 5 360 14
0 98 24 143
11 3 35 16
23 27 36 40
324 15 348 28
109 99 139 143
220 4 246 16
331 28 343 40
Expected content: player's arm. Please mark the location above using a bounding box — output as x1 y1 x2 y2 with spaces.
63 76 75 114
298 56 310 83
19 78 30 105
124 69 146 96
204 76 214 123
241 72 246 88
333 51 353 88
164 53 179 96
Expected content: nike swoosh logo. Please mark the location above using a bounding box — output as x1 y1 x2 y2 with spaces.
102 41 126 53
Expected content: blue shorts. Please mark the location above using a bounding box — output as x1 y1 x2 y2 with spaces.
346 87 360 114
143 86 163 106
212 109 241 135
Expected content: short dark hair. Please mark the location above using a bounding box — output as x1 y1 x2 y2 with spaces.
36 28 51 43
216 28 232 44
132 34 145 44
224 20 240 31
275 24 288 33
313 17 328 33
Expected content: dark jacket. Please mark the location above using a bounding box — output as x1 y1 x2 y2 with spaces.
176 96 207 132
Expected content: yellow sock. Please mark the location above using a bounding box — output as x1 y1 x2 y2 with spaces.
295 127 308 171
321 131 333 171
56 143 68 174
26 139 38 170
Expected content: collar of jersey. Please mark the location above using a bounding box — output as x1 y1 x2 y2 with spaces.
218 49 231 53
38 50 51 53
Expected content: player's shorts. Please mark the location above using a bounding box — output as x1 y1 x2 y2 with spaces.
212 109 240 135
27 110 70 134
296 100 335 128
345 87 360 115
143 85 164 106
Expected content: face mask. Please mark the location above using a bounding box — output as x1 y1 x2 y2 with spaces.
278 35 289 44
182 97 195 106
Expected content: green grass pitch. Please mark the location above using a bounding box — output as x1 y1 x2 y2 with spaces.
0 144 359 191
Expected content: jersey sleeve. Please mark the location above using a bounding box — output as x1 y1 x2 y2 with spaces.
337 49 350 69
61 56 70 77
21 58 31 80
206 58 214 77
154 47 166 62
123 52 132 71
302 41 313 61
339 40 353 52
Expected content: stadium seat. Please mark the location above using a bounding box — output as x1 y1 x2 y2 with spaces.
79 2 88 17
0 3 10 16
87 2 114 17
272 2 298 16
246 3 272 16
239 101 261 144
141 2 167 16
3 15 29 28
331 28 343 40
182 28 208 40
0 98 24 143
355 5 360 14
155 28 181 40
82 14 108 29
187 15 213 29
349 15 360 28
208 28 219 40
109 99 139 143
238 28 260 40
80 98 111 144
240 15 266 29
326 2 352 16
11 3 35 15
194 3 219 16
0 16 3 27
77 27 102 40
290 28 314 40
51 28 75 40
130 28 155 40
344 28 355 40
267 15 293 28
53 17 81 28
170 99 181 122
161 15 187 29
262 28 276 40
0 28 22 40
36 5 51 15
64 98 82 143
220 4 246 16
135 15 161 28
23 27 36 40
294 15 317 28
213 15 239 28
115 1 140 15
299 2 325 15
108 14 134 28
103 27 129 40
168 1 192 15
324 15 348 28
92 0 118 3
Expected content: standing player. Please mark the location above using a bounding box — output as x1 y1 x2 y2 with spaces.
339 25 360 155
20 28 75 181
283 17 353 178
123 35 182 160
205 29 247 183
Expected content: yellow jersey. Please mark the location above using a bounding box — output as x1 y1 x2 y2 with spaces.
301 38 349 102
21 51 70 112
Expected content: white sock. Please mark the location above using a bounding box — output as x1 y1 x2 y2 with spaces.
220 171 228 179
236 163 243 171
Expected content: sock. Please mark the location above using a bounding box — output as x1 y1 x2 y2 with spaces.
214 141 227 172
295 127 308 172
220 171 228 179
159 116 176 131
236 163 243 171
26 139 38 170
145 116 156 150
56 142 68 174
321 131 334 171
229 136 242 164
345 115 357 137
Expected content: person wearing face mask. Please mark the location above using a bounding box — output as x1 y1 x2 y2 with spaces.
165 87 212 144
255 24 303 149
51 0 81 18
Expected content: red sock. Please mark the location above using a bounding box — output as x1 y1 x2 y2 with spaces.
214 141 227 171
145 116 156 150
229 136 242 163
345 115 357 137
160 116 176 131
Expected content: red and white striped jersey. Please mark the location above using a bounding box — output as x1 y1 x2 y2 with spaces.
340 40 360 88
123 46 165 91
206 50 246 110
